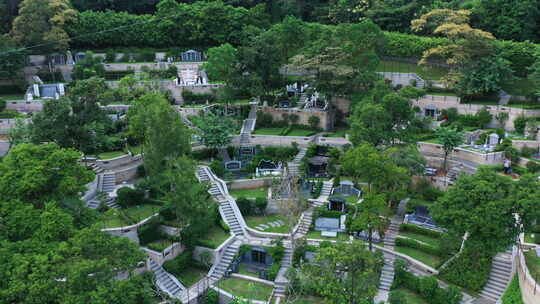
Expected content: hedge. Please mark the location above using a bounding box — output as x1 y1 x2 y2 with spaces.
439 248 492 292
400 224 443 239
501 275 524 304
395 237 442 257
392 259 462 304
381 32 539 77
0 85 25 95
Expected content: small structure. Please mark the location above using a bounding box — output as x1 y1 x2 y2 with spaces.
177 69 208 86
181 50 203 62
488 133 500 148
307 156 329 177
224 160 242 172
278 100 291 108
255 160 283 177
423 105 439 119
233 246 274 280
74 52 86 63
404 205 444 232
26 83 65 101
327 197 346 212
50 53 67 65
332 181 361 197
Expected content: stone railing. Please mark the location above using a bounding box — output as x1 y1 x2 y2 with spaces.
208 235 236 276
517 247 540 304
5 101 43 112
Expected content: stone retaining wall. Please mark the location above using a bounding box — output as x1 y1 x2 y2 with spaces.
93 154 142 170
5 101 43 112
142 243 184 266
114 163 141 184
413 96 540 131
226 178 273 190
259 106 334 131
100 213 159 244
511 140 540 150
418 142 505 166
517 248 540 304
0 118 30 134
0 141 9 156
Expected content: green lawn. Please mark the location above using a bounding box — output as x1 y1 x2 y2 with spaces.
229 187 268 199
97 150 126 160
524 250 540 281
305 230 350 241
324 126 348 138
287 129 317 137
0 94 24 100
329 194 361 205
395 246 443 268
253 127 317 137
177 266 209 287
218 277 273 301
398 232 440 248
253 128 284 135
377 60 448 80
95 204 161 228
146 239 174 252
237 263 261 278
245 214 294 234
393 288 429 304
197 224 230 249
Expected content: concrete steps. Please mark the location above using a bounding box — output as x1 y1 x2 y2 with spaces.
379 254 396 291
287 148 306 177
320 181 333 196
220 200 244 235
101 172 116 193
294 210 313 238
148 258 186 299
273 246 293 298
478 250 513 303
209 241 241 281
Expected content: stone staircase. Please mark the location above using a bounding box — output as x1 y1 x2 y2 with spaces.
209 240 241 281
240 132 251 145
293 209 313 239
273 245 293 298
374 218 401 302
478 249 513 303
86 197 120 209
148 258 186 299
379 253 396 292
320 181 333 196
101 172 116 193
287 148 307 177
220 200 245 236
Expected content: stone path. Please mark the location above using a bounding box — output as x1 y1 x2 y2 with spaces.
255 220 284 231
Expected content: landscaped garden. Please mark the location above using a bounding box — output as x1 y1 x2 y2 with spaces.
245 214 294 234
218 277 273 301
524 250 540 281
229 187 268 199
196 224 231 249
94 204 161 228
163 250 210 287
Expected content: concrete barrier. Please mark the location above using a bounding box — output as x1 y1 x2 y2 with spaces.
142 242 184 266
517 247 540 304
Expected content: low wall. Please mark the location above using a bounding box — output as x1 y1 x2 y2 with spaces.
6 101 43 112
247 135 314 147
413 96 540 131
226 178 273 190
259 106 334 131
114 163 141 184
0 141 9 156
511 140 540 150
142 243 184 266
81 177 99 202
316 136 351 147
0 118 30 134
100 213 159 244
193 246 216 265
517 248 540 304
94 154 142 170
418 142 505 166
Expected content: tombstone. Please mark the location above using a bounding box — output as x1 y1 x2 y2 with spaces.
239 146 255 157
315 217 340 233
181 50 202 62
328 197 346 212
74 52 86 63
488 133 500 148
50 53 66 65
66 50 74 65
224 160 242 171
279 100 290 108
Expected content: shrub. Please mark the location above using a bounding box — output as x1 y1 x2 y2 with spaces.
399 224 443 238
526 161 540 173
105 50 116 63
514 116 528 134
308 115 320 129
220 219 230 233
210 159 225 178
162 250 193 277
439 248 492 292
236 197 255 216
314 206 342 218
256 111 273 127
0 84 25 94
395 237 442 257
137 217 163 245
389 290 407 304
267 263 280 281
137 50 155 62
182 90 215 104
204 289 219 304
501 275 524 304
136 165 146 177
521 146 537 158
0 98 6 112
254 197 268 214
116 187 146 208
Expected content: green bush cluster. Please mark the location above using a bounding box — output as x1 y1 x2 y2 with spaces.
501 275 524 304
395 237 442 257
182 90 216 104
236 197 268 216
314 206 343 219
400 224 443 239
392 260 462 304
137 217 165 245
116 187 147 208
0 85 25 95
439 248 492 292
162 250 194 277
526 161 540 173
104 70 135 80
381 32 538 77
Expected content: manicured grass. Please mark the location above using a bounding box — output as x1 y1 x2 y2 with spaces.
287 295 327 304
0 94 24 100
399 232 440 248
253 128 284 135
245 214 295 234
237 263 261 278
393 287 429 304
377 60 448 80
324 126 348 138
197 225 230 249
305 230 350 241
229 187 268 199
218 277 273 301
524 250 540 281
97 150 126 160
181 104 207 108
177 266 209 287
524 232 539 244
146 239 174 252
95 204 160 228
395 246 443 268
329 194 361 205
287 129 317 137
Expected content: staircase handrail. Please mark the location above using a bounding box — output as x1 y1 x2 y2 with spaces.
208 235 236 278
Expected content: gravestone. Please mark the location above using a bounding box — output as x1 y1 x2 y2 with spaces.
488 133 500 147
181 50 202 62
224 160 242 171
535 247 540 257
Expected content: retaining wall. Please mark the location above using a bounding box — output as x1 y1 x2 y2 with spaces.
517 248 540 304
142 243 184 266
226 178 273 190
418 142 505 166
100 213 159 244
0 118 30 134
0 140 9 156
413 96 540 131
259 106 334 131
5 101 43 112
93 154 142 170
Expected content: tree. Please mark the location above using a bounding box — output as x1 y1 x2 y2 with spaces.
8 118 32 148
495 112 509 128
0 37 26 81
196 112 237 150
299 241 382 304
530 48 540 97
202 43 238 84
435 127 463 172
475 107 493 129
327 0 371 24
72 51 106 81
0 143 94 207
385 144 426 176
454 56 514 98
11 0 77 52
348 192 388 251
308 115 320 129
431 169 540 254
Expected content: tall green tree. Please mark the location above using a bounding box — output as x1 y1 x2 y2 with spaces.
435 127 464 172
202 43 238 84
299 241 382 304
348 192 388 251
11 0 77 51
431 169 540 254
195 112 237 150
0 37 26 81
0 143 94 207
72 51 106 81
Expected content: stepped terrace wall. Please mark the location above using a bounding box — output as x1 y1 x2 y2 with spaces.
413 95 540 131
259 106 334 131
517 248 540 304
418 142 505 166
